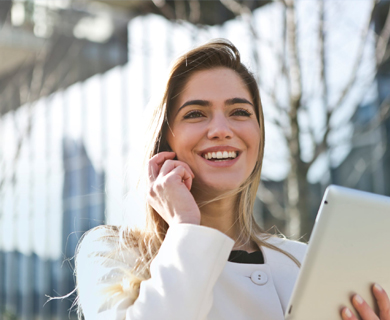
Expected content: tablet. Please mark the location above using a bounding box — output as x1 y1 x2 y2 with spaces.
285 185 390 320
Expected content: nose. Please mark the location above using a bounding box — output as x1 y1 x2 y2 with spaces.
207 113 234 140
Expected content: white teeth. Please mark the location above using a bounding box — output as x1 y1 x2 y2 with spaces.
202 151 238 160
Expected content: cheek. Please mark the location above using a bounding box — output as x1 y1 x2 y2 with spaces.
167 127 198 160
170 123 203 145
244 126 261 165
240 123 261 148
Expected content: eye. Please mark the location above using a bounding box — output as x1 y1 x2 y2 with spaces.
231 108 252 117
183 110 205 119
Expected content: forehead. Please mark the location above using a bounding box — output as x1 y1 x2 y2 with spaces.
173 67 252 109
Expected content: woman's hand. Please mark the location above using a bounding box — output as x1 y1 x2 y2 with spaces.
341 284 390 320
147 152 201 226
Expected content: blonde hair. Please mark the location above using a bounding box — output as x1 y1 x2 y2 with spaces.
75 39 300 316
124 38 300 274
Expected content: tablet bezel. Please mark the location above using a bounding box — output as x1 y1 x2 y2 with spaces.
285 185 390 320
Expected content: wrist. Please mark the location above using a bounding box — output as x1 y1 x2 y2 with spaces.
171 215 200 226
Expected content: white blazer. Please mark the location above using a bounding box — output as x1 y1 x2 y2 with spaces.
77 224 307 320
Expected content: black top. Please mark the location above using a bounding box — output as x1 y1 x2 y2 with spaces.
228 250 264 264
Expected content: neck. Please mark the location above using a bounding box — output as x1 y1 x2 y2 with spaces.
194 191 258 252
198 195 239 240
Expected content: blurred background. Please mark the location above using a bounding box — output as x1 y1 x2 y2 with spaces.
0 0 389 319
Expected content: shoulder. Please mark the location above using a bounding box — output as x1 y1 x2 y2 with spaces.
77 225 119 255
262 235 308 265
267 235 307 255
76 225 144 317
77 225 140 267
259 236 308 309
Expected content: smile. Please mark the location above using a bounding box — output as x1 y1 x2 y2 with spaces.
202 151 238 161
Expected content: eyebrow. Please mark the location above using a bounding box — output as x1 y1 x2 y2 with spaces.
226 98 254 106
177 97 254 114
177 99 210 113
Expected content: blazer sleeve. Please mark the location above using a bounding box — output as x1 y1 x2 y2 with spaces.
76 224 235 320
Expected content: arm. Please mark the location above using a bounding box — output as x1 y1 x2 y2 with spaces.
77 152 234 319
76 224 234 320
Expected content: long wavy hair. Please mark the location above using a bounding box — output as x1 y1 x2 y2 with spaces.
75 39 300 317
122 39 300 276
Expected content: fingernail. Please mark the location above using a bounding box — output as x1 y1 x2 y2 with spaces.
344 308 353 318
374 283 383 292
354 294 363 305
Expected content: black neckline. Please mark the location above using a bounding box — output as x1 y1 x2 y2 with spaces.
228 250 264 264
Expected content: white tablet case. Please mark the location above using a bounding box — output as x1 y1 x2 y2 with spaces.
285 185 390 320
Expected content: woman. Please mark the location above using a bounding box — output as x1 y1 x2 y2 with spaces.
75 39 389 320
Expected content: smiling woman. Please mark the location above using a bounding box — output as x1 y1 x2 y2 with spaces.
167 67 261 198
74 39 390 320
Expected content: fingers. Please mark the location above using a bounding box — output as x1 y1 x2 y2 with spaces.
148 152 176 181
165 166 193 191
148 152 195 181
350 294 379 320
373 284 390 320
160 162 194 191
341 307 358 320
148 152 195 192
341 285 390 320
159 160 194 179
145 152 200 226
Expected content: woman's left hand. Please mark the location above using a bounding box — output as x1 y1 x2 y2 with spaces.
341 284 390 320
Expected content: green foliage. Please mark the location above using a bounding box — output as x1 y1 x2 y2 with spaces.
2 310 19 320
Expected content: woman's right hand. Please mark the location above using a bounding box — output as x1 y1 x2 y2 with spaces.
147 152 201 226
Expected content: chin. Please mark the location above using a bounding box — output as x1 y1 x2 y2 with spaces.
193 177 243 197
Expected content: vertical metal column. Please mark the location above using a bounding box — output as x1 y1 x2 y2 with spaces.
56 88 69 320
142 17 150 108
80 79 89 232
18 105 32 320
100 74 107 225
0 109 4 316
43 95 53 319
121 64 129 201
27 96 36 318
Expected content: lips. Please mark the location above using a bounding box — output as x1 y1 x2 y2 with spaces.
198 146 241 163
203 150 238 160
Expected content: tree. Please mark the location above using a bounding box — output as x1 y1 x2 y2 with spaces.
220 0 390 239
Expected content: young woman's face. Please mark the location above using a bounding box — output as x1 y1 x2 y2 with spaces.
166 67 261 195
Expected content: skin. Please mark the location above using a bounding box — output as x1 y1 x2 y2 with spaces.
148 67 260 249
341 284 390 320
166 69 260 198
146 67 390 318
